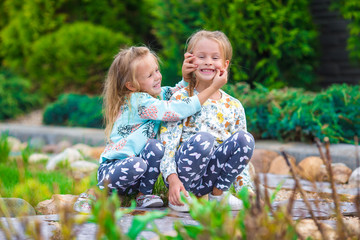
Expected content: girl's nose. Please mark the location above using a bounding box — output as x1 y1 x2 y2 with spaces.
204 57 213 65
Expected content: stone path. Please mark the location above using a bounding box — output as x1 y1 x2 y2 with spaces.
1 173 358 239
259 173 360 198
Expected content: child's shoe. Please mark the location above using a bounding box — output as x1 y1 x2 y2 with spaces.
168 194 192 212
73 192 96 214
208 191 243 210
136 195 164 208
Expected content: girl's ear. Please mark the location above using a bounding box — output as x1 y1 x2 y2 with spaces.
224 60 230 70
125 82 137 91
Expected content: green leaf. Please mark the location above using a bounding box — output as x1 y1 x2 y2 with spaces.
127 210 168 239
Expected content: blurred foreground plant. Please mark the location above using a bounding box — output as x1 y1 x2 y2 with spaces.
164 184 298 240
88 187 168 240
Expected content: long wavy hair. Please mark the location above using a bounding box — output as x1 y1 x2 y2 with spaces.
184 30 233 125
102 46 158 140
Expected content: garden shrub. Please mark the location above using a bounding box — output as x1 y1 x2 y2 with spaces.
0 0 65 71
0 70 42 120
152 0 319 89
331 0 360 65
43 93 103 128
225 83 360 143
26 22 132 98
0 0 153 74
12 179 52 207
151 0 204 86
43 84 359 144
61 0 155 44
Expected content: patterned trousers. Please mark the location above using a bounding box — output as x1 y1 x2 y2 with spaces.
175 130 255 196
97 139 164 195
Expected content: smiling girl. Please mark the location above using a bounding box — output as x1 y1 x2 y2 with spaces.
160 30 255 212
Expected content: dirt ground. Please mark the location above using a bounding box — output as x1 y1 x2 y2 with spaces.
4 109 43 125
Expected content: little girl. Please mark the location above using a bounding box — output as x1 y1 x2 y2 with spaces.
160 30 255 212
90 46 227 209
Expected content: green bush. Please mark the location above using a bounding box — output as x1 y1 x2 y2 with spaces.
12 179 52 207
0 70 42 120
331 0 360 65
44 83 360 144
0 0 152 74
26 22 132 98
61 0 155 44
152 0 319 89
224 83 360 143
0 0 65 71
43 93 103 128
151 0 204 86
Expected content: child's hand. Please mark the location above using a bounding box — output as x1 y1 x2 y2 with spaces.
182 52 197 82
168 174 189 205
211 69 228 89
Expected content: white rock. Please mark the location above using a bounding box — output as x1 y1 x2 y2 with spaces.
70 160 98 173
72 143 92 157
46 148 83 170
349 167 360 186
29 153 49 163
7 137 23 152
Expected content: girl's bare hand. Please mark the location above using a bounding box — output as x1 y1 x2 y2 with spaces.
167 174 188 206
211 69 228 89
182 52 197 82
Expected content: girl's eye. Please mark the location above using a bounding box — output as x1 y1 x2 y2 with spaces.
148 73 152 78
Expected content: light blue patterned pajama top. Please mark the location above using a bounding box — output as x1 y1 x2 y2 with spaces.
99 80 201 164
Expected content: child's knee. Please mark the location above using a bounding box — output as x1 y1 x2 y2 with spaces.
191 132 215 155
146 139 165 158
233 130 255 153
132 157 148 172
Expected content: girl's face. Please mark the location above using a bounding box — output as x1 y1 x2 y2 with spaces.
192 38 229 83
133 53 162 96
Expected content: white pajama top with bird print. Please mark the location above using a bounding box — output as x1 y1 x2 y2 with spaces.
160 88 248 182
100 81 201 164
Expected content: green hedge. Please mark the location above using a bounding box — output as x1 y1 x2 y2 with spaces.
331 0 360 64
152 0 319 89
0 70 42 120
0 0 150 99
26 22 131 98
44 84 360 144
43 93 103 128
224 83 360 143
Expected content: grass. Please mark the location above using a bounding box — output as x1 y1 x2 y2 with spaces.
0 160 96 205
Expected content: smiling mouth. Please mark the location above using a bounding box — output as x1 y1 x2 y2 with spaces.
200 69 215 73
153 82 161 88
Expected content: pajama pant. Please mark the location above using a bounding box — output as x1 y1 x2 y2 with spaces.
175 130 255 196
97 139 164 195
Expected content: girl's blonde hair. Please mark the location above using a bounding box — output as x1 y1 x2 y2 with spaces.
102 46 158 140
185 30 233 125
185 30 232 98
